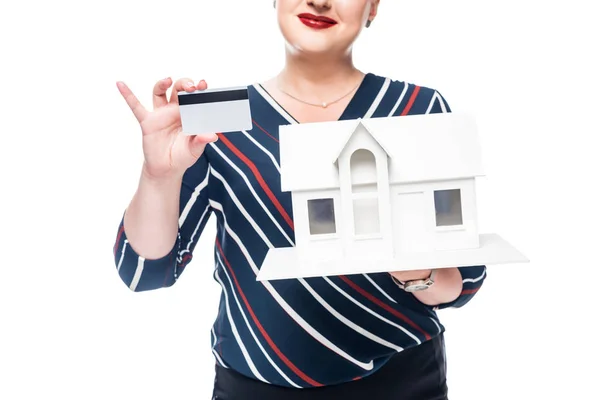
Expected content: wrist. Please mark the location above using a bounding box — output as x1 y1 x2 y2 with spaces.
391 269 436 292
141 164 185 187
411 267 462 306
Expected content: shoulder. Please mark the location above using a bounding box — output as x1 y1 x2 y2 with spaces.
368 72 452 115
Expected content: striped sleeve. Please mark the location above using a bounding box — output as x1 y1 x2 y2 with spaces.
428 89 488 309
112 154 214 292
434 266 487 309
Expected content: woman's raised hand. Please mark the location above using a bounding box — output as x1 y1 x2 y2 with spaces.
116 77 218 180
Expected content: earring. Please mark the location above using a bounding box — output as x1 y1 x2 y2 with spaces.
366 19 372 28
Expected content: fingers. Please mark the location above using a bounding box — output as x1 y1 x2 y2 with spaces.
189 133 218 159
152 77 172 109
116 81 147 123
169 77 197 104
196 79 208 91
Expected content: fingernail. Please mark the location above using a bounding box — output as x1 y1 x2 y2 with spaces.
185 81 194 88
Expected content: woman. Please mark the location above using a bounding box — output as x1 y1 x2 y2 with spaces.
113 0 487 398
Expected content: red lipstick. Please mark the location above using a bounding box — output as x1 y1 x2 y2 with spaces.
297 13 337 29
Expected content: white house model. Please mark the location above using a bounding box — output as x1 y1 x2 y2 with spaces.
256 112 528 281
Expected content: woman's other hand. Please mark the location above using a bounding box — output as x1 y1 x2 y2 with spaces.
116 77 218 181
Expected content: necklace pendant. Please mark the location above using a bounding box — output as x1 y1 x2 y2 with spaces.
322 102 327 108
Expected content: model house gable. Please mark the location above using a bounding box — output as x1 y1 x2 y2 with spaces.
331 118 394 166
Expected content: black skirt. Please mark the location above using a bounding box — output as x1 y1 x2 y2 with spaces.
211 334 448 400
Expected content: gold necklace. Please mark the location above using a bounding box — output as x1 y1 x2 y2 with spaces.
277 79 362 108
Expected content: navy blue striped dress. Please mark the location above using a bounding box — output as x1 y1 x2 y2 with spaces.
112 72 487 388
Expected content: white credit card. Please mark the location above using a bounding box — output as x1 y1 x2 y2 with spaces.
178 86 252 135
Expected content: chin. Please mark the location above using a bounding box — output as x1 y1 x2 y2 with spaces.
283 32 351 58
290 39 339 55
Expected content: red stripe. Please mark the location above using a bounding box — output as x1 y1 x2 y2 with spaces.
216 239 322 387
217 133 294 230
252 119 279 143
113 225 124 256
400 85 421 115
339 276 431 340
461 288 480 295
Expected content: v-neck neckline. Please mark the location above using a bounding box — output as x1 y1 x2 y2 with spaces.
253 73 374 125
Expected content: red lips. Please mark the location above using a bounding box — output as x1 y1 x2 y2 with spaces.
297 13 337 29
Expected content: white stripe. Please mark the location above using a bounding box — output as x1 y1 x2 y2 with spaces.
425 91 438 114
216 252 302 387
129 257 144 291
429 317 442 334
364 78 391 118
117 239 128 272
437 91 448 113
323 277 421 344
253 83 297 124
211 306 229 369
179 204 212 262
387 82 409 116
209 143 294 246
210 167 275 247
298 278 403 352
214 267 269 383
242 130 281 172
213 349 228 368
361 274 397 304
463 269 486 284
179 167 210 225
210 200 374 370
211 327 217 346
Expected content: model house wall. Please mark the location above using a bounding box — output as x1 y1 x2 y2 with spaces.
280 113 486 263
390 178 480 254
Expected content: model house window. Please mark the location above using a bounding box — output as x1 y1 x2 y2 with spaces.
434 189 463 226
307 198 336 235
350 149 380 235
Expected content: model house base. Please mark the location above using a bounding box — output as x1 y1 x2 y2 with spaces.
257 233 527 281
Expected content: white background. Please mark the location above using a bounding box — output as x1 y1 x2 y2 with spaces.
1 0 599 398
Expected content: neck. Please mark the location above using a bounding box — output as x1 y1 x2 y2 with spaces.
277 49 364 102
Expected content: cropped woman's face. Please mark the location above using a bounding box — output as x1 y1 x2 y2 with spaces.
275 0 378 56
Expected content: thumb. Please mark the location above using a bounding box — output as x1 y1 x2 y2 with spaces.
189 133 218 158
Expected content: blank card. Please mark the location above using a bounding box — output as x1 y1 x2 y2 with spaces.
178 86 252 135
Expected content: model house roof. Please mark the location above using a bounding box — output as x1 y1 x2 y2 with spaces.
331 118 395 163
279 112 485 192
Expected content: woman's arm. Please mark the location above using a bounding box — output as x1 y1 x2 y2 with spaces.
123 167 184 260
113 156 214 292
